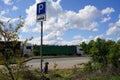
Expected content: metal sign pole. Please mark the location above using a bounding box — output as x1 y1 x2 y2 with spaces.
36 2 46 73
40 21 43 72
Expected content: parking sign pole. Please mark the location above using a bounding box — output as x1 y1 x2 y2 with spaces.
36 2 46 73
40 21 43 72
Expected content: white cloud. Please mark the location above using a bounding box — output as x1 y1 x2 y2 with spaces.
101 15 111 22
0 11 19 28
79 35 94 44
95 34 105 40
106 26 120 36
61 40 81 45
117 37 120 41
9 18 19 23
22 0 115 45
23 0 101 33
92 28 98 32
119 14 120 19
0 10 9 16
2 0 13 5
0 14 19 23
1 10 6 15
106 18 120 36
0 10 11 22
78 5 100 20
73 35 83 40
0 10 20 25
25 4 36 26
102 7 115 15
89 35 94 40
43 31 63 45
28 37 40 44
12 6 18 11
101 7 115 22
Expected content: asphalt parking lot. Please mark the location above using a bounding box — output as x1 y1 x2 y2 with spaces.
26 56 90 69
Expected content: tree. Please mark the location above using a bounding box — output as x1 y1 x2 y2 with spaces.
0 17 23 41
89 38 110 69
82 38 120 74
0 16 25 80
107 40 120 68
80 41 88 54
0 16 24 58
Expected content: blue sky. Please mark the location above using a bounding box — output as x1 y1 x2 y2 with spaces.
0 0 120 45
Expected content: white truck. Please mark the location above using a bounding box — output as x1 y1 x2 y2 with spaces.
23 43 33 56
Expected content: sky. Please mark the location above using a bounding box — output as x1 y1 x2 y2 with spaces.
0 0 120 45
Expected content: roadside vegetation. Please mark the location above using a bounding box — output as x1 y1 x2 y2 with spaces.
0 17 33 80
74 38 120 80
0 17 120 80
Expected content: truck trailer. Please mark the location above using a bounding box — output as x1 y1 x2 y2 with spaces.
34 45 83 56
0 41 33 58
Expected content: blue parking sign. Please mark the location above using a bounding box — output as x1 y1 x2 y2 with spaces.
37 2 46 15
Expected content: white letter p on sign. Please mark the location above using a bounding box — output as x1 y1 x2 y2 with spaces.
39 4 43 13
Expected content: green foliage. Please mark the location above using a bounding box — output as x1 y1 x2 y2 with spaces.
81 38 120 74
80 42 88 54
33 45 40 56
107 43 120 68
0 17 33 80
0 61 46 80
0 17 24 80
48 69 74 80
68 38 120 80
0 17 24 59
85 75 120 80
0 16 24 41
83 61 92 71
